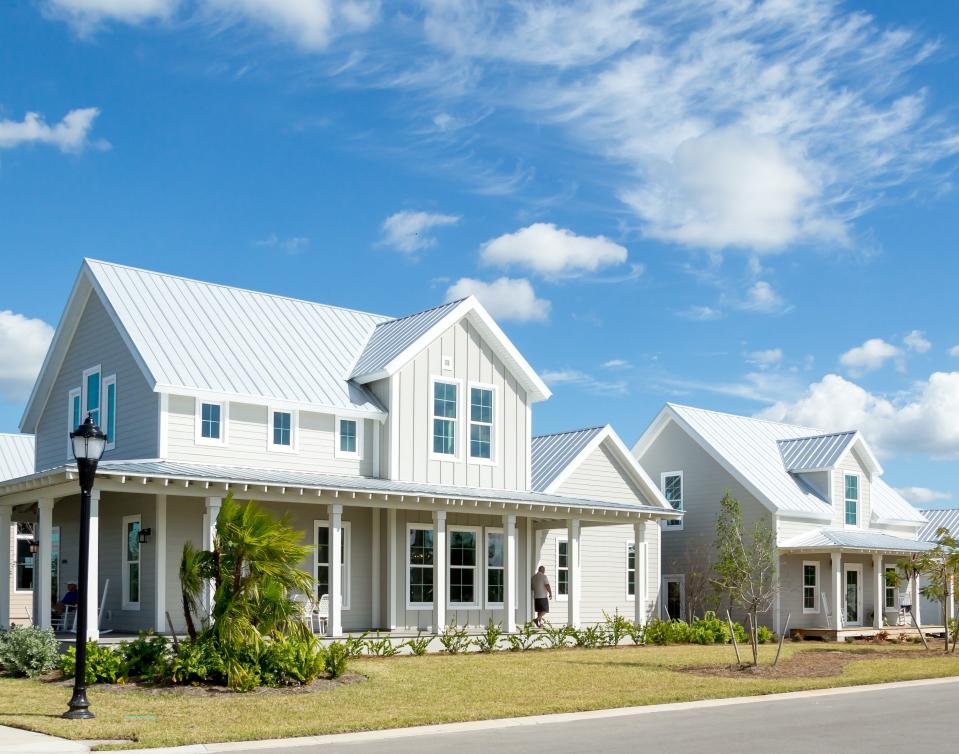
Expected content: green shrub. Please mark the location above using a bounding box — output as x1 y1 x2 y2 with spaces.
688 612 729 645
626 621 645 645
343 632 369 659
643 619 692 646
166 639 226 686
364 633 400 657
119 631 169 680
260 634 324 687
474 619 503 653
404 634 432 656
541 622 572 648
324 641 350 678
59 643 126 684
506 621 541 651
571 625 606 648
602 610 631 646
439 621 470 655
757 625 775 644
0 626 59 678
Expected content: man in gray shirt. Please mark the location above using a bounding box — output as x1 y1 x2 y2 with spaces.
531 565 552 628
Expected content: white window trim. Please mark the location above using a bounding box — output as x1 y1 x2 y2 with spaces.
484 527 505 609
406 523 435 610
661 574 685 621
13 523 35 594
67 387 81 459
625 539 637 601
843 472 860 528
334 416 363 460
195 400 228 446
429 376 462 462
268 407 298 453
447 525 482 609
314 519 351 610
467 381 497 466
555 535 569 602
802 560 820 614
81 365 102 427
661 470 684 530
121 514 141 611
884 565 899 612
102 374 117 451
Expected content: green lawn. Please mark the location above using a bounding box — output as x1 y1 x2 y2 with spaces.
1 643 958 750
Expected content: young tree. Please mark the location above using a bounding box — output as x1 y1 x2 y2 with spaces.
900 527 959 652
671 543 717 621
712 491 778 665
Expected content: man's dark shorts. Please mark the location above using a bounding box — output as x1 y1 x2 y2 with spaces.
534 597 549 613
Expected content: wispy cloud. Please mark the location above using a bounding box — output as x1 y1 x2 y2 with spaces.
0 108 108 153
895 486 952 505
734 281 791 315
678 305 722 321
904 329 931 354
747 348 784 367
380 210 460 255
254 233 309 255
541 368 628 396
601 359 631 369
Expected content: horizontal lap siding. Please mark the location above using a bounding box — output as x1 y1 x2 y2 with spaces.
832 450 872 527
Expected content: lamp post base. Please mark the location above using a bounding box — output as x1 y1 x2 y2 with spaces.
63 690 95 720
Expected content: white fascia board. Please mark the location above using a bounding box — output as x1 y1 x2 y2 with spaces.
604 430 674 511
839 432 884 478
542 425 610 494
630 407 673 460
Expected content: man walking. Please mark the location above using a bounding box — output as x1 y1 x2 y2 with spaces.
531 565 552 628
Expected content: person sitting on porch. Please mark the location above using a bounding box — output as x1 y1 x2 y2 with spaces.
531 565 552 628
54 582 78 615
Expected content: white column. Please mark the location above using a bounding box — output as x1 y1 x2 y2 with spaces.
0 506 11 628
371 508 381 630
503 513 516 634
329 503 343 637
567 519 580 628
831 550 843 636
634 520 644 628
947 576 955 624
525 518 533 623
433 509 446 632
911 572 922 627
872 554 884 629
37 498 55 629
85 489 100 642
387 507 397 630
203 497 221 619
155 495 168 634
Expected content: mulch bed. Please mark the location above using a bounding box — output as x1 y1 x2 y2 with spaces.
42 672 367 696
679 649 895 679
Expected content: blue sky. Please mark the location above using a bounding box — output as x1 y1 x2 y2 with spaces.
1 1 958 507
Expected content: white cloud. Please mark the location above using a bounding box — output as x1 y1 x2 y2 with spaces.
254 233 309 254
666 370 803 405
0 310 54 402
737 281 789 315
747 348 784 366
601 359 630 369
678 305 722 321
540 368 628 397
445 277 550 323
0 108 107 153
894 486 952 505
759 371 959 459
904 329 931 353
950 345 959 357
380 211 460 254
839 338 902 375
43 0 178 31
480 223 628 278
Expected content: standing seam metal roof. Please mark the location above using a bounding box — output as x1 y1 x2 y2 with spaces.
0 434 34 482
779 527 935 552
530 426 605 492
918 508 959 542
777 432 857 471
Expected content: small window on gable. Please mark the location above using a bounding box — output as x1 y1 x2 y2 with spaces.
335 417 362 460
662 472 683 529
82 366 101 427
67 387 81 457
844 474 859 526
103 375 117 451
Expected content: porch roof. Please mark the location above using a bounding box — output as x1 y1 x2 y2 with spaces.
779 527 936 554
0 459 680 521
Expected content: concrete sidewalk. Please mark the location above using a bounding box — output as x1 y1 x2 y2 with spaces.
0 726 88 753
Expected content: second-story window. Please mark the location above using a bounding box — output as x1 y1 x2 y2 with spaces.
662 472 683 528
82 366 101 426
432 380 458 457
271 410 295 450
469 386 493 460
335 417 362 460
844 474 859 526
103 375 117 451
200 403 222 440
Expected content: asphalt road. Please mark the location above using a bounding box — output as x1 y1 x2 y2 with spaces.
220 680 958 754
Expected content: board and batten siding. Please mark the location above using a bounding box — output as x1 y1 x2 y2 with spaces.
165 396 376 476
831 449 872 527
34 292 158 472
392 318 529 490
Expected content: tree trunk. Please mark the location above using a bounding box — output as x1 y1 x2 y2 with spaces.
747 612 759 666
182 593 197 641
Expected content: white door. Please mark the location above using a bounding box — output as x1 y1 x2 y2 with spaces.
844 564 863 626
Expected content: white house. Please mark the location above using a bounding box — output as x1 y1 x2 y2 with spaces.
633 403 933 639
917 508 959 625
0 259 678 639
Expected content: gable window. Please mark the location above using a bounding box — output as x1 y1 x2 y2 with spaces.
448 527 479 607
122 515 141 610
803 561 819 613
103 375 117 451
67 387 81 457
407 524 434 608
14 523 35 591
626 541 636 598
315 520 350 609
469 385 494 461
431 380 458 457
82 366 101 427
884 566 898 610
335 417 363 460
269 408 297 451
486 528 504 607
662 471 683 529
844 474 859 526
556 537 569 600
196 401 226 445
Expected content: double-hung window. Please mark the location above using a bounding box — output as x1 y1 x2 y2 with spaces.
469 385 493 461
407 525 434 607
196 401 226 444
844 474 859 526
556 538 569 599
122 515 141 610
335 417 362 459
884 566 898 610
662 471 683 528
103 375 117 450
14 523 35 591
803 561 819 613
269 409 296 451
82 366 101 427
432 380 458 457
485 529 505 607
448 528 478 606
67 387 81 457
626 541 636 598
315 521 350 608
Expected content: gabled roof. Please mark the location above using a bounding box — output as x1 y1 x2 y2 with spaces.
779 527 935 554
918 508 959 542
531 424 674 513
778 430 882 476
0 434 34 482
632 403 922 525
350 296 550 403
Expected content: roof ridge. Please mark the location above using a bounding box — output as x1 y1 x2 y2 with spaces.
667 402 823 434
373 297 469 328
778 430 857 443
85 258 392 321
532 425 606 440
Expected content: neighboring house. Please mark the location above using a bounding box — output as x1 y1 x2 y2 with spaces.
0 259 678 639
633 404 933 639
0 434 36 625
917 508 959 625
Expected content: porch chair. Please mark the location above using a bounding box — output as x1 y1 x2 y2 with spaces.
67 578 112 635
292 592 322 633
316 594 329 634
54 604 76 632
820 591 833 629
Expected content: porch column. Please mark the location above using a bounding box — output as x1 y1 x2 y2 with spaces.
155 495 167 634
387 508 397 630
947 576 956 624
634 520 645 627
203 496 221 619
36 498 54 629
0 506 11 628
329 503 343 637
911 572 921 626
503 513 516 634
872 554 884 629
433 509 446 632
85 489 100 642
525 517 533 622
371 508 381 630
567 518 580 628
831 550 843 636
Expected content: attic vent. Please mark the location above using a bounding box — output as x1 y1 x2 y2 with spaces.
442 356 453 371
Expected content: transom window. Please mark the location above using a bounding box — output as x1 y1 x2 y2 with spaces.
556 539 569 599
803 562 819 612
432 381 458 456
122 515 141 610
626 542 636 598
663 472 683 528
844 474 859 526
469 386 493 460
407 526 434 606
14 522 35 591
486 529 504 606
315 521 350 609
449 529 478 605
273 411 292 447
884 566 897 610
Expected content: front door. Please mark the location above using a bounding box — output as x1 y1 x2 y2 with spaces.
844 565 863 626
662 576 684 621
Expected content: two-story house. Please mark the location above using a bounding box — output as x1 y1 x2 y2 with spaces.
0 259 678 639
633 404 933 640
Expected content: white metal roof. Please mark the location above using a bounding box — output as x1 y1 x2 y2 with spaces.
531 426 605 492
778 432 857 471
918 508 959 542
779 527 935 553
0 434 34 482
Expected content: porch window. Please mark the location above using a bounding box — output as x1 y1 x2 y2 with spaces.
103 375 117 450
122 515 141 610
802 561 819 613
844 474 859 526
884 566 897 610
432 380 458 457
315 521 350 609
662 472 683 528
407 525 434 607
556 538 569 599
469 386 493 460
486 529 504 606
449 528 478 606
626 541 636 598
14 523 35 591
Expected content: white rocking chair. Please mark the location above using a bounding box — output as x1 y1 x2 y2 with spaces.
68 578 112 635
292 592 322 633
316 593 330 634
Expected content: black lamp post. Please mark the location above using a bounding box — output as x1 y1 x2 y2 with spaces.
64 414 106 720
